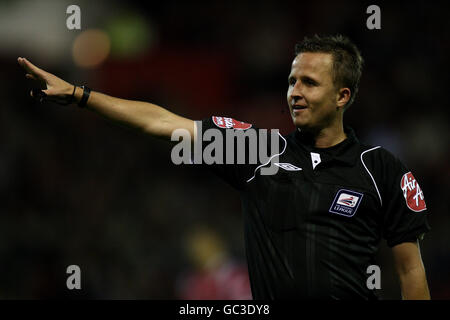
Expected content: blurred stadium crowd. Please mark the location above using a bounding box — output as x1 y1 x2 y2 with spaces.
0 0 449 299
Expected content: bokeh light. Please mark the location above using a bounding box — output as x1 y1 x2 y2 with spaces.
105 13 155 58
72 29 111 69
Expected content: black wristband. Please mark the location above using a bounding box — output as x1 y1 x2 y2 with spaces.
78 85 91 108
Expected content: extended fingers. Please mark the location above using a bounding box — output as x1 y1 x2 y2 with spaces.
18 57 45 78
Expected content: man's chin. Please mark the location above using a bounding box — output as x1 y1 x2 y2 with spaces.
292 118 310 130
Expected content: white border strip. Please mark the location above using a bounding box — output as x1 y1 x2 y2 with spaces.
360 146 382 207
246 132 287 183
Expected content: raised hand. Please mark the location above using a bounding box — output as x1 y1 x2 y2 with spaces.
17 57 76 105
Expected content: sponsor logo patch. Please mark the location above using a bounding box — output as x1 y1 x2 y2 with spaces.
329 189 364 217
274 163 302 171
401 172 426 212
212 116 252 130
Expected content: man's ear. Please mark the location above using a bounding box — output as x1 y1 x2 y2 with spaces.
336 88 351 109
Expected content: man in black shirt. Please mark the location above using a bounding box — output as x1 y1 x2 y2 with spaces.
18 34 430 299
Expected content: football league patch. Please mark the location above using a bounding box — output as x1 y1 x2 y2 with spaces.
329 189 364 217
212 116 252 130
401 172 426 212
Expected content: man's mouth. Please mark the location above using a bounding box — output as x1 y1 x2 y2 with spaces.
292 105 307 111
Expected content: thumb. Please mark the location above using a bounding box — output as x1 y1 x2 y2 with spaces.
30 89 49 96
30 88 48 102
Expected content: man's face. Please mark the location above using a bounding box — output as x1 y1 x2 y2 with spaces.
287 52 340 130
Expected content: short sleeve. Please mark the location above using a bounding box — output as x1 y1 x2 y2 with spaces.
380 151 431 247
193 116 281 190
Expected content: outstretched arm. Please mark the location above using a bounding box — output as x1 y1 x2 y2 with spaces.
392 240 431 300
17 57 195 141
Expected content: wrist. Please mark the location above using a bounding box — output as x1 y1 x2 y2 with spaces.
60 84 76 106
72 86 83 105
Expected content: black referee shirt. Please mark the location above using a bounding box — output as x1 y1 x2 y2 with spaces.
195 116 431 300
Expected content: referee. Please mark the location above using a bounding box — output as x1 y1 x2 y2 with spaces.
18 34 430 300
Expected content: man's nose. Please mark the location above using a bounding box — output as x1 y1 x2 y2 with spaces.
289 83 304 101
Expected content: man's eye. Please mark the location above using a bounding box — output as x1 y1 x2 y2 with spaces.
289 78 296 86
304 79 317 86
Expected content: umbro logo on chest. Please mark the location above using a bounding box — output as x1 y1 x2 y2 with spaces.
274 163 302 171
274 153 321 172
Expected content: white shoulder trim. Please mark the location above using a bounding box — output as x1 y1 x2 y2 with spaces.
360 146 382 206
246 132 287 183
